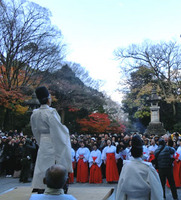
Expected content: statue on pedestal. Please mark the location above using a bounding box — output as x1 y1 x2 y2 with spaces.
145 86 166 136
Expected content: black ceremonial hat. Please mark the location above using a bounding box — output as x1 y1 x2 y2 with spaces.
132 135 143 149
35 86 49 100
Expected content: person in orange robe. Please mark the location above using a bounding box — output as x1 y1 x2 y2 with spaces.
89 143 102 183
101 139 119 183
167 139 181 188
68 148 75 184
76 141 90 183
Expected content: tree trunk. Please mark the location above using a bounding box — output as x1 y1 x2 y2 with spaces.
172 102 176 117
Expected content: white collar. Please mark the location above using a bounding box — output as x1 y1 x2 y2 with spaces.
44 188 64 195
40 105 49 109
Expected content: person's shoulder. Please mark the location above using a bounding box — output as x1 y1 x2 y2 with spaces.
31 108 39 114
29 194 46 200
47 107 56 112
141 160 153 167
85 147 90 151
97 149 101 153
61 194 77 200
123 160 131 165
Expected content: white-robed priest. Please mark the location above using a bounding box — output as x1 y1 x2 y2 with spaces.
116 135 163 200
30 86 72 193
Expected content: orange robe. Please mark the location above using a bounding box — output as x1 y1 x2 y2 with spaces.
106 153 119 182
89 157 102 183
167 152 181 188
68 162 75 183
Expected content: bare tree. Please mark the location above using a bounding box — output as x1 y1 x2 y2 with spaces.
68 62 104 90
114 40 181 114
0 0 66 90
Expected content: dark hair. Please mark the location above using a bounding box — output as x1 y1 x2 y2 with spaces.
131 146 143 158
38 97 49 105
131 135 143 158
158 139 166 146
93 143 98 148
167 139 173 147
35 86 50 105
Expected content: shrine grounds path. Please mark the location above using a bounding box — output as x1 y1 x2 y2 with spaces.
0 176 180 200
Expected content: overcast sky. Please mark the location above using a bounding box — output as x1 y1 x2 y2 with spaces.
31 0 181 102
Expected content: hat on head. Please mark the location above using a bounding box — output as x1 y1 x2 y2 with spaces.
132 135 143 149
35 86 49 100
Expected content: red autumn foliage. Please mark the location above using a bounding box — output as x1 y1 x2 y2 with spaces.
77 112 110 133
106 121 126 134
0 65 40 113
68 106 80 112
0 87 23 107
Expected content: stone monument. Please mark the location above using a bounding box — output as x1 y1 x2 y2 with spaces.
145 86 166 136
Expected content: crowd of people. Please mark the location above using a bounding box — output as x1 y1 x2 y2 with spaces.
0 130 38 182
1 129 180 187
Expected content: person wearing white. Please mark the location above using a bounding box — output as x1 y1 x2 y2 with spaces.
31 86 72 190
76 144 90 163
102 140 119 182
125 147 132 160
89 147 102 168
89 144 102 183
101 142 117 161
176 139 181 160
147 139 158 162
76 142 90 182
116 135 163 200
142 144 149 161
71 148 75 162
68 148 75 183
148 139 158 154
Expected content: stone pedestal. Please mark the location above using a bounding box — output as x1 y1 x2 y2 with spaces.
145 122 166 136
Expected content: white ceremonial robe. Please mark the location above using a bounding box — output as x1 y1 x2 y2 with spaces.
116 158 163 200
116 149 128 160
76 147 90 162
125 147 132 160
148 144 158 154
142 145 149 160
71 148 75 162
30 105 72 189
89 149 102 167
176 146 181 160
101 145 117 161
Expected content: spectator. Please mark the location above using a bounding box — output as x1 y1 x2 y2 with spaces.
0 137 5 175
155 139 178 200
116 135 163 200
148 138 158 162
29 164 77 200
116 143 127 174
19 138 36 183
3 138 16 177
72 139 79 152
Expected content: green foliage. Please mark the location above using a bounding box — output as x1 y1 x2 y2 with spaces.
134 107 150 119
173 122 181 133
